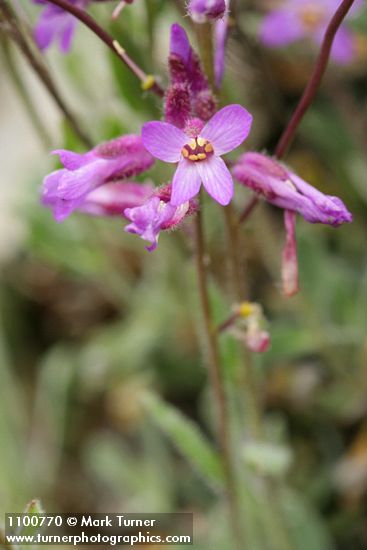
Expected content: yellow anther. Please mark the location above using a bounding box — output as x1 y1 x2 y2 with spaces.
197 137 206 147
141 74 156 91
188 154 199 161
197 153 207 160
205 143 213 153
238 302 255 318
188 139 197 150
182 148 189 158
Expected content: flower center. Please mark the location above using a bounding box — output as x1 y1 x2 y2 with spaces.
299 4 326 32
181 137 214 162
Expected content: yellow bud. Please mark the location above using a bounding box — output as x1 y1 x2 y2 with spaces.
141 75 156 91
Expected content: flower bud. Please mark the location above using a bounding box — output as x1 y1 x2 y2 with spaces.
188 0 227 24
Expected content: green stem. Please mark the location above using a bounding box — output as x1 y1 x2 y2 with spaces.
222 205 293 550
193 203 243 549
195 22 215 89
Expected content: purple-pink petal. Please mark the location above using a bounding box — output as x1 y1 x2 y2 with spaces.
142 122 187 163
200 104 253 156
196 155 233 205
259 9 305 47
171 159 201 206
170 23 191 65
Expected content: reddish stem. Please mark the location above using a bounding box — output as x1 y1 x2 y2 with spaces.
43 0 164 97
275 0 356 158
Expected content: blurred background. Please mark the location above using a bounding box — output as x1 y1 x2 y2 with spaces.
1 1 367 548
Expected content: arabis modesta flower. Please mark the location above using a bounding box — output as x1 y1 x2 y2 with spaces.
233 152 352 227
33 0 88 53
142 104 253 207
188 0 227 24
42 135 154 222
124 184 198 251
259 0 362 64
233 152 352 296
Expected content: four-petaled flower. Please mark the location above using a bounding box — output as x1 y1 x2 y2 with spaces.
259 0 362 64
124 184 198 251
142 105 253 206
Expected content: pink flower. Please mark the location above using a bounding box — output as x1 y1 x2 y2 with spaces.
124 184 198 251
142 104 253 206
259 0 363 64
233 152 352 296
42 135 154 221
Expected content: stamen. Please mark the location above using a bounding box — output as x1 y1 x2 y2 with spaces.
181 137 214 162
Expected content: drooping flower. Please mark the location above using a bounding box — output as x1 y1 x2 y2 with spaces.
32 0 89 53
233 152 352 295
233 153 352 226
142 104 253 206
188 0 227 24
259 0 362 64
124 184 198 251
165 24 216 128
42 135 154 222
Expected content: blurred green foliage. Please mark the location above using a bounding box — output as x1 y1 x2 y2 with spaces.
1 1 367 549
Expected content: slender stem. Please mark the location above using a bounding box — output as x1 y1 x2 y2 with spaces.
222 205 262 437
238 0 356 225
275 0 356 158
0 0 92 148
42 0 164 97
193 206 242 549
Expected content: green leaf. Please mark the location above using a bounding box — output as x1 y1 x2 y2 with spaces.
141 392 224 490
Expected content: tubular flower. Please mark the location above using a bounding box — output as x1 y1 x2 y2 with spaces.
233 152 352 226
188 0 227 24
165 24 216 127
124 184 198 251
32 0 89 53
41 135 154 222
259 0 363 64
233 152 352 295
142 104 253 206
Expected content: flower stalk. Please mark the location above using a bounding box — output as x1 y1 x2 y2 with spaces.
193 203 242 549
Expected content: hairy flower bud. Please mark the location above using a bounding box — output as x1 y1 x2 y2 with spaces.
188 0 227 24
164 83 191 128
